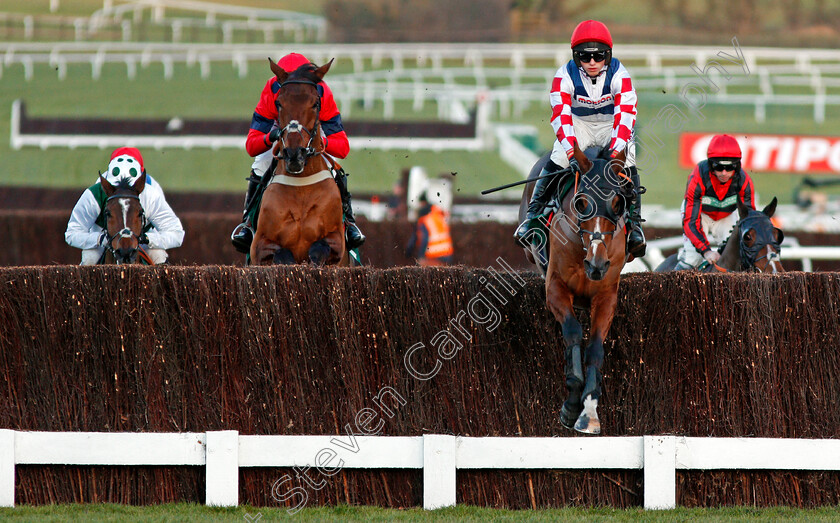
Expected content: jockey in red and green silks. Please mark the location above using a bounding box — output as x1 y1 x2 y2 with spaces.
230 52 365 254
514 20 645 258
65 147 184 265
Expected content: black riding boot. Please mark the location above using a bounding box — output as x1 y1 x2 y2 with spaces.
230 174 261 254
626 166 647 258
513 160 560 244
334 169 365 249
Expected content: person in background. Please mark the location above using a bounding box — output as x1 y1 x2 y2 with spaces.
675 134 756 270
65 147 184 265
405 193 454 266
387 180 407 220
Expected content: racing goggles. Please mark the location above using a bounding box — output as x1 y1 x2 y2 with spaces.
710 159 740 172
577 51 607 63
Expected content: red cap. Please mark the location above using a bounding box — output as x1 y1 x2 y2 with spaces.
707 134 742 159
571 20 612 49
110 147 143 172
278 52 311 72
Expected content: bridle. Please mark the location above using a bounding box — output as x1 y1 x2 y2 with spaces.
104 192 147 264
574 180 627 254
735 214 783 272
273 78 324 173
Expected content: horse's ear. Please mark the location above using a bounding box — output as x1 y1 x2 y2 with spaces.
132 171 147 194
762 196 778 218
314 58 334 81
737 197 750 220
100 174 116 196
269 57 288 83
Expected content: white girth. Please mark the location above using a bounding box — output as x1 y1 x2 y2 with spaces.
269 170 333 187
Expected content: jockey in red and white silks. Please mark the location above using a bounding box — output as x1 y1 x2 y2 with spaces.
514 20 645 257
65 147 184 265
549 45 637 169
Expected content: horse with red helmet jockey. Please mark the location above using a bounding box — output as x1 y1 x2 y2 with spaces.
656 133 784 273
516 19 643 435
232 52 365 264
249 58 353 265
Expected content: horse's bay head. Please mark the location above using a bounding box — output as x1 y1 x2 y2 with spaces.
574 159 629 281
269 58 334 174
101 173 146 264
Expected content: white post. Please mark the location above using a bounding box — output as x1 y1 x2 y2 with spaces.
643 435 676 509
0 430 14 507
205 430 239 507
423 434 456 510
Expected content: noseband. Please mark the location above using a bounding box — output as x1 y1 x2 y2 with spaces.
575 193 624 254
273 78 323 173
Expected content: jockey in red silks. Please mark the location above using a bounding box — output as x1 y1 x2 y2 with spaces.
514 20 645 258
65 147 184 265
675 134 756 270
231 52 365 253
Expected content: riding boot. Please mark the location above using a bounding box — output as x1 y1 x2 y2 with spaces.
513 160 560 244
231 175 261 254
625 166 647 258
334 169 366 249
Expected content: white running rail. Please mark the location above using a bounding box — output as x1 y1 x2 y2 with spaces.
3 430 840 510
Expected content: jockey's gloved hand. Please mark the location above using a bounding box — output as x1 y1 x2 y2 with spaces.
97 230 108 247
568 157 581 175
703 250 721 264
138 233 149 245
268 129 281 143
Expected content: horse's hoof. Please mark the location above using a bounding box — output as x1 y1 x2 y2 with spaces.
559 403 582 430
574 395 600 434
573 413 601 434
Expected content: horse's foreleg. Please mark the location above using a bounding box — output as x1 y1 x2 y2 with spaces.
546 277 584 430
575 286 618 435
273 247 296 264
308 239 332 265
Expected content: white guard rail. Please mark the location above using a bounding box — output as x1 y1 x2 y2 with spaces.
4 430 840 510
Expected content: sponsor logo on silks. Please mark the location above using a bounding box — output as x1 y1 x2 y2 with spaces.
575 94 614 106
701 194 737 209
679 132 840 174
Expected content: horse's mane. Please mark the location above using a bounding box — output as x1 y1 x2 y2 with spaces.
287 63 322 84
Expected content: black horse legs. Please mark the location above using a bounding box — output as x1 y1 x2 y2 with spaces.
581 339 604 402
559 315 584 429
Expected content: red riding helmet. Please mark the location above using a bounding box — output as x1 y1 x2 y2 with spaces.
571 20 613 49
571 20 613 68
277 52 311 72
707 134 742 160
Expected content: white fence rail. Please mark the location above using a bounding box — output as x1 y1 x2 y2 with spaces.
3 429 840 510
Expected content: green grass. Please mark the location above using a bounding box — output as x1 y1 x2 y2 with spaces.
2 503 840 522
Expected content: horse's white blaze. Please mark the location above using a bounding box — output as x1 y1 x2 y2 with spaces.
588 220 606 258
119 199 130 230
767 248 782 273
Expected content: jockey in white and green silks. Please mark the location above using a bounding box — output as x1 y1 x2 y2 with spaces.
65 147 184 265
